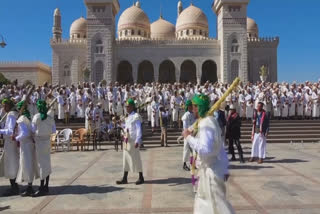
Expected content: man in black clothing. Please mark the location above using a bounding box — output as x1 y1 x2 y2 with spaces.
226 105 245 163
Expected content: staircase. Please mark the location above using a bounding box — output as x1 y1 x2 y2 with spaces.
142 120 320 145
56 119 320 145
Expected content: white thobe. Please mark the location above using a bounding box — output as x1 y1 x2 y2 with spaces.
32 113 56 180
0 111 19 179
186 116 235 214
123 112 143 173
16 115 38 183
181 111 195 163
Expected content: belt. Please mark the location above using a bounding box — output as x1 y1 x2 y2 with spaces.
255 127 261 134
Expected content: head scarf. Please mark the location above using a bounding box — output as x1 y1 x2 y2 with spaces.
16 100 31 120
185 100 192 112
2 98 15 109
126 98 135 108
192 94 210 118
36 100 48 120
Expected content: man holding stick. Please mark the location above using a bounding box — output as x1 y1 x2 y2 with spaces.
183 94 235 214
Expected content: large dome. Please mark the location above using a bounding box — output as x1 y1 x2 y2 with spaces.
247 17 259 38
70 17 87 39
151 17 175 40
176 4 209 39
118 5 150 39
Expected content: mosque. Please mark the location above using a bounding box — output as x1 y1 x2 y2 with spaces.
50 0 279 86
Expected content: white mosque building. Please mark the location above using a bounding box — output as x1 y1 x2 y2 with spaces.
50 0 279 86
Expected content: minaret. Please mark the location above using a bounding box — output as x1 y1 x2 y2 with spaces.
52 8 62 41
135 0 141 8
178 1 183 17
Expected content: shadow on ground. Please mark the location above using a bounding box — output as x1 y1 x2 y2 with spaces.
264 159 308 164
229 165 274 170
145 177 191 186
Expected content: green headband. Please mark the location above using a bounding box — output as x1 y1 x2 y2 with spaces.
2 98 15 110
36 100 48 120
185 100 192 112
17 100 31 120
126 98 135 107
192 94 210 118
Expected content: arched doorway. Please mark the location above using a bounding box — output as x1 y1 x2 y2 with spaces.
159 60 176 83
138 61 154 84
180 60 196 83
230 60 239 83
117 61 133 84
201 60 218 84
94 61 104 84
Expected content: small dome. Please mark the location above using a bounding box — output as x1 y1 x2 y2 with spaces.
118 5 150 39
247 17 259 38
70 17 87 39
176 4 209 39
151 17 175 40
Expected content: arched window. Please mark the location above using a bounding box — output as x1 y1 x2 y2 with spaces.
200 30 202 35
231 39 239 53
131 29 134 35
125 30 128 36
95 40 103 54
138 30 141 35
186 29 189 35
64 65 70 77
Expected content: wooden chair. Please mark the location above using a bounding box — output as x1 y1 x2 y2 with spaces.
72 128 87 151
50 131 58 153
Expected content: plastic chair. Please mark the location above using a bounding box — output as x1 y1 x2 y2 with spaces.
57 128 73 152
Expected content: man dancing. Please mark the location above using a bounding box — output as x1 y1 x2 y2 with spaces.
183 94 235 214
0 99 19 196
116 98 144 185
181 100 195 171
32 100 56 197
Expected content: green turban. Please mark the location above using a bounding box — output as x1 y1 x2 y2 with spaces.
126 98 135 108
192 94 210 118
36 100 48 121
2 98 15 109
17 100 31 120
185 100 192 112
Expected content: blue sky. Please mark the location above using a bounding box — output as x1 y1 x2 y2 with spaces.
0 0 319 82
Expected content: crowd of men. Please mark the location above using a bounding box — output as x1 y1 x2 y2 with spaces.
1 80 318 124
0 79 319 213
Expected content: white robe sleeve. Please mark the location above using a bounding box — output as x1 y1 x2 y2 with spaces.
15 122 29 142
219 147 229 175
186 126 215 157
135 120 142 145
0 115 16 136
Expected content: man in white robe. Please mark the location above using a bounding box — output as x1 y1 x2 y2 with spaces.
249 102 270 164
182 94 235 214
15 101 38 197
181 100 195 171
0 99 19 196
32 100 56 197
116 99 144 185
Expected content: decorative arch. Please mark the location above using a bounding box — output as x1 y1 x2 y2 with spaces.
117 61 133 84
138 60 154 84
159 60 176 83
230 60 239 82
180 60 197 83
94 61 104 84
201 60 218 84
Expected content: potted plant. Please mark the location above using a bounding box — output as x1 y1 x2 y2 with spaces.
259 65 269 82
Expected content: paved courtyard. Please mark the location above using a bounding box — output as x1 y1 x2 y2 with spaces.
0 142 320 214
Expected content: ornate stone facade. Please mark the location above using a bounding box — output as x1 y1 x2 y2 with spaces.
51 0 279 85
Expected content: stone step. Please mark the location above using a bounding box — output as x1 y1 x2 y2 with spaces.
142 138 320 144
